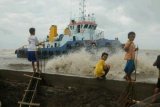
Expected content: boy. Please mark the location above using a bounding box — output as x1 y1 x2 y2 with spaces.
152 55 160 102
27 27 41 73
124 32 138 81
94 52 110 80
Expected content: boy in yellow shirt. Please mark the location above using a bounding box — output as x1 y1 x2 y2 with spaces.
94 52 110 80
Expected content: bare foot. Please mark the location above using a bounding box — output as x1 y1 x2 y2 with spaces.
33 68 36 73
37 69 42 74
123 75 129 81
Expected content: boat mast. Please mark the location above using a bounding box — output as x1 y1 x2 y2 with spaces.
79 0 86 21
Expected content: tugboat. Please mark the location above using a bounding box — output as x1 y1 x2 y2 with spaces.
15 0 122 59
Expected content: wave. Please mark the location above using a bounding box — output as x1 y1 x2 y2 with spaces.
45 48 159 82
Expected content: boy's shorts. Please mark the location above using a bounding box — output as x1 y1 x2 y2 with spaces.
124 60 135 74
157 78 160 88
27 51 38 62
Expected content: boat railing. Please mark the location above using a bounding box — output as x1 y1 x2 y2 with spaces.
72 16 96 22
17 45 28 50
95 30 104 39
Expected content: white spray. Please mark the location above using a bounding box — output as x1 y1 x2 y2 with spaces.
46 48 159 82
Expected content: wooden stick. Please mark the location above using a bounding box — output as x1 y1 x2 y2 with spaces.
30 79 40 103
24 74 42 80
18 101 40 106
134 46 138 81
24 89 36 92
21 75 34 102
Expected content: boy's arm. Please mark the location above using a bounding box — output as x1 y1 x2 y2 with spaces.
36 41 45 46
35 37 39 46
103 64 110 70
35 37 44 46
153 61 157 66
28 37 31 44
102 62 107 74
124 41 132 52
135 46 139 51
102 70 105 74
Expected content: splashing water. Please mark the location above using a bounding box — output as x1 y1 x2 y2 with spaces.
45 48 160 82
0 49 159 82
46 49 96 76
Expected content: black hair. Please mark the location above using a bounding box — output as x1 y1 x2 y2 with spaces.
101 52 108 57
128 31 136 38
153 55 160 70
29 28 35 35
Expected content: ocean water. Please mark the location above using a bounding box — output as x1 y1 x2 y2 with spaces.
0 48 159 83
0 49 31 71
46 48 159 83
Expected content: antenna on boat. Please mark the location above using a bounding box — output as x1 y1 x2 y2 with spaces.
70 0 73 20
79 0 86 21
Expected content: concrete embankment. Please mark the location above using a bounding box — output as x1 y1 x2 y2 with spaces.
0 69 156 107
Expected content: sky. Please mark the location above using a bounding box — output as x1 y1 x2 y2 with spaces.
0 0 160 50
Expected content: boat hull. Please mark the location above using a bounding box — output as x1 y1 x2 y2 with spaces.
15 39 123 58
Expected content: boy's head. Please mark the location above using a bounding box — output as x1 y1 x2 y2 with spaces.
29 28 35 35
101 52 108 61
128 32 136 41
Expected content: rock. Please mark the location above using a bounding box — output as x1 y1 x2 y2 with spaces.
98 104 105 107
85 104 91 107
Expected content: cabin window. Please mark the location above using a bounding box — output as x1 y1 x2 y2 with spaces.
69 26 72 30
94 25 97 30
47 44 50 48
55 43 57 47
77 25 80 33
84 24 88 29
91 25 94 29
73 36 76 41
80 24 83 28
70 26 74 30
88 25 92 29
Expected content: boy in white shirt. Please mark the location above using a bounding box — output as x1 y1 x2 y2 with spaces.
27 28 40 73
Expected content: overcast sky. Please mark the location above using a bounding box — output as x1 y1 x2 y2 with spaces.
0 0 160 50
